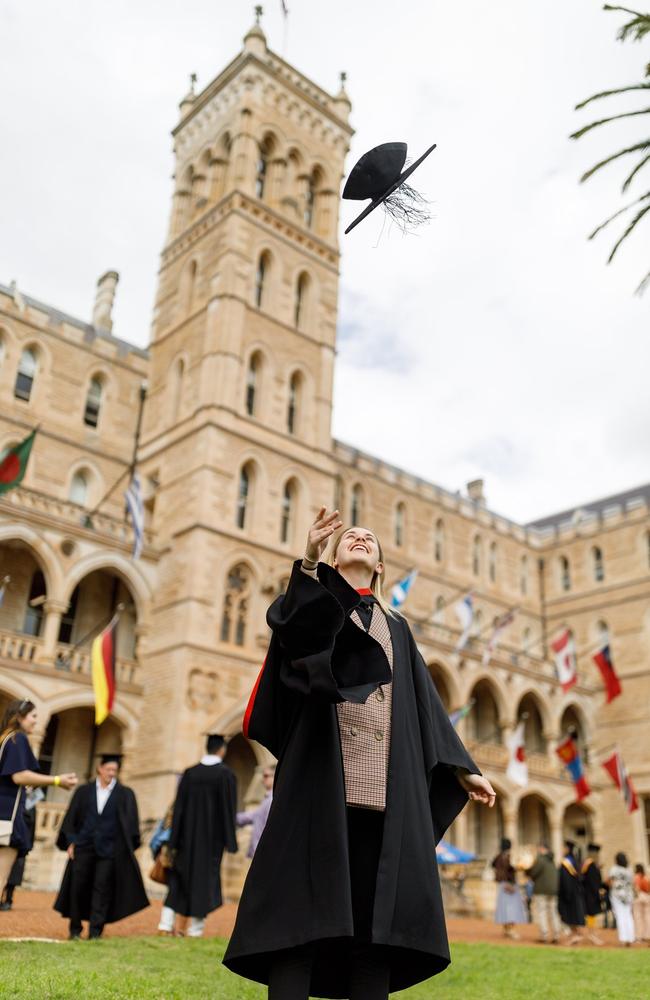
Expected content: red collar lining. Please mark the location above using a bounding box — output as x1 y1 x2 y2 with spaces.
356 587 373 596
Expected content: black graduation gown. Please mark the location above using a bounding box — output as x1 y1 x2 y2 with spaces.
223 560 480 998
53 782 149 923
557 858 585 926
581 858 603 916
165 762 238 918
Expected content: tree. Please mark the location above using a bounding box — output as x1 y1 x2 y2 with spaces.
571 5 650 293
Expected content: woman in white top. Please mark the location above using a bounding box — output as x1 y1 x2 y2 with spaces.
608 852 635 946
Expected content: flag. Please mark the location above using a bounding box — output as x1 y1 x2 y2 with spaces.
0 580 6 608
125 473 144 559
551 628 577 693
448 702 473 728
91 618 117 725
455 594 474 651
506 721 528 787
593 645 622 704
280 0 289 13
390 568 417 608
0 429 36 495
482 608 517 667
556 735 590 800
602 749 638 813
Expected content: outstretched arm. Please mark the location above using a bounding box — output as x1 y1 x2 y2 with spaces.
455 770 496 808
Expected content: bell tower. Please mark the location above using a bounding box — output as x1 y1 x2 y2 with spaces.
135 15 353 815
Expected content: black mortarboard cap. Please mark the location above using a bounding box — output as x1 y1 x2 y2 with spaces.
587 842 601 852
564 839 576 851
342 141 437 234
98 752 123 766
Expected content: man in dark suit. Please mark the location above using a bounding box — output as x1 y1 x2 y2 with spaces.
54 753 148 939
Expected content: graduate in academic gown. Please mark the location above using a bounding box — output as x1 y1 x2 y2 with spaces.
158 734 237 938
558 839 586 944
224 509 496 1000
54 754 148 938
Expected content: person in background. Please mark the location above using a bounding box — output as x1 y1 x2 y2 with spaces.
237 764 275 859
0 699 76 899
558 839 585 946
54 753 148 939
492 838 528 939
581 843 604 945
526 843 561 944
608 852 635 947
632 863 650 943
158 734 238 938
0 799 36 910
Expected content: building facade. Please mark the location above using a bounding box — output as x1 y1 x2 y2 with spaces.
1 19 648 901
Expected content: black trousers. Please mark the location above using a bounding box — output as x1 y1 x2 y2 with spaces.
69 847 114 938
268 807 390 1000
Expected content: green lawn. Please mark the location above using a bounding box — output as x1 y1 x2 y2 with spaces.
0 938 646 1000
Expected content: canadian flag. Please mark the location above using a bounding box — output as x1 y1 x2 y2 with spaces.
551 628 578 693
506 721 528 787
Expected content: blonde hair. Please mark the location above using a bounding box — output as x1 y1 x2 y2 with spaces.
0 699 35 746
326 527 399 619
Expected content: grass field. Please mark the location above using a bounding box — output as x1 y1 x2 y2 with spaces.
0 937 646 1000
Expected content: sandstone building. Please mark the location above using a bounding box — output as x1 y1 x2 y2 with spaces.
1 18 648 903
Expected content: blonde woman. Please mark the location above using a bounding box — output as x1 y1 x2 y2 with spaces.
0 699 76 896
225 508 495 1000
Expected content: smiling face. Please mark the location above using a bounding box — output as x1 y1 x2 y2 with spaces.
333 527 384 581
97 761 119 787
19 707 38 735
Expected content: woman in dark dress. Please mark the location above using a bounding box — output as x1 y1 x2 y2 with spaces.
0 699 77 896
224 508 496 1000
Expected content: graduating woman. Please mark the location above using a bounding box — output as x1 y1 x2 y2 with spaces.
224 508 496 1000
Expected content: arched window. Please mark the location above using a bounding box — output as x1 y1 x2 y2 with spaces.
236 463 253 530
280 479 297 544
304 172 317 227
488 541 497 583
220 564 251 646
394 502 405 547
84 376 103 428
255 138 273 200
518 694 547 754
592 546 604 583
294 272 309 329
69 469 89 506
255 252 270 309
472 535 482 576
179 259 198 314
14 347 38 402
434 519 444 562
22 570 46 637
469 681 502 744
245 352 261 417
171 358 185 422
559 555 571 592
287 371 302 435
351 483 363 526
520 555 528 596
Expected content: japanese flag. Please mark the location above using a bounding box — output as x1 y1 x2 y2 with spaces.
506 721 528 787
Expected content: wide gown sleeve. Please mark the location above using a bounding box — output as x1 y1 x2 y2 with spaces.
55 785 84 851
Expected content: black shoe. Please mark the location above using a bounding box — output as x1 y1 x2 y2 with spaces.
68 933 82 940
0 901 12 911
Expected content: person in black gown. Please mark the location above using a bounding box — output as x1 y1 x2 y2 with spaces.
558 839 586 945
581 842 604 945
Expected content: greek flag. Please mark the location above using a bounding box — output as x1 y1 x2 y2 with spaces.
390 568 417 608
125 473 144 559
454 593 474 651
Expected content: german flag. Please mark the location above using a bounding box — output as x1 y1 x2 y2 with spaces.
92 618 117 725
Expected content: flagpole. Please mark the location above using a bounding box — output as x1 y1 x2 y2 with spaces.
56 603 125 670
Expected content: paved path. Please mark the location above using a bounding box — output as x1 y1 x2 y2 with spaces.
0 890 640 949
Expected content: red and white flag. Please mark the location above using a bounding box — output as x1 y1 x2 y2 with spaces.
602 749 638 813
551 628 577 693
506 721 528 787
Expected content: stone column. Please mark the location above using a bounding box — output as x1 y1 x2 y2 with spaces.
210 156 229 202
296 174 311 226
168 188 191 239
268 157 287 208
315 188 337 242
230 109 258 196
37 599 67 664
503 804 517 847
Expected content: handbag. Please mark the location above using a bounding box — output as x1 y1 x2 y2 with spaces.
149 844 172 885
0 735 22 848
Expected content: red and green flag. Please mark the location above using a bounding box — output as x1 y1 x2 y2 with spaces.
0 429 37 495
92 617 117 725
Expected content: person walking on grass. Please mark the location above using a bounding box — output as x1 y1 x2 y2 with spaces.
632 863 650 943
224 509 496 1000
608 852 635 946
0 699 77 899
526 843 561 944
558 839 586 945
493 838 527 939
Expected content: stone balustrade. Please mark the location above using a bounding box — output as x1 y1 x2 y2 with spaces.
0 626 141 690
54 643 141 686
0 628 42 664
34 800 66 845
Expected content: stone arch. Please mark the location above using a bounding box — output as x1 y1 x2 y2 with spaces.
466 671 510 728
82 367 111 429
0 524 63 601
252 245 274 311
559 701 591 762
514 688 552 752
66 458 104 509
0 674 41 706
562 800 595 855
427 658 460 712
468 777 507 858
467 676 503 744
517 791 552 847
62 552 151 624
223 733 259 809
234 454 265 532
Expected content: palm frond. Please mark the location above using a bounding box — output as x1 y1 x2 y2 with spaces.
579 141 650 182
570 106 650 140
622 150 650 188
607 201 650 260
635 267 650 293
575 81 650 110
588 191 650 239
603 6 650 42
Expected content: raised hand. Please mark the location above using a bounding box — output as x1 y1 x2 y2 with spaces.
304 507 343 564
456 771 496 808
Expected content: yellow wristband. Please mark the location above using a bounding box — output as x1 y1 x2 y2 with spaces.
54 775 61 787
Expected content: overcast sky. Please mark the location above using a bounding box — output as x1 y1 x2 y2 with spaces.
1 1 648 523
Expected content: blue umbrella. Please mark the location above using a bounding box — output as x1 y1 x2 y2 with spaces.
436 840 475 864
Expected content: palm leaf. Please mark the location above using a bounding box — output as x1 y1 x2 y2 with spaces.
578 141 650 182
603 6 650 42
570 106 650 140
635 267 650 292
588 191 650 239
622 150 650 188
575 81 650 110
608 201 650 260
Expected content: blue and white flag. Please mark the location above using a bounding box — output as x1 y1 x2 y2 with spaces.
0 576 8 608
390 568 418 608
454 593 474 651
125 473 144 559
